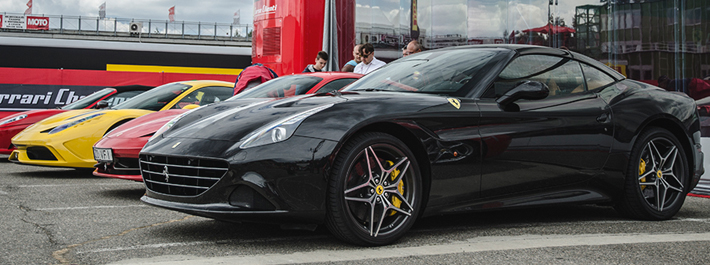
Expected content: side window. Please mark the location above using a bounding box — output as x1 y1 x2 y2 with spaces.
581 63 617 91
316 79 358 94
488 55 585 98
103 91 143 107
172 86 233 109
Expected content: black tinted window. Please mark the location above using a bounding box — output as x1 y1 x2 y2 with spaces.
103 91 144 107
488 55 585 98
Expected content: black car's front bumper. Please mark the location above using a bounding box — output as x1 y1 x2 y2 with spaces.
140 136 340 224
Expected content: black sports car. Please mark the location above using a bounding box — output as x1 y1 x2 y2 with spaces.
139 45 703 246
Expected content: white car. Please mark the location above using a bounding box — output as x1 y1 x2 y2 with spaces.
694 97 710 196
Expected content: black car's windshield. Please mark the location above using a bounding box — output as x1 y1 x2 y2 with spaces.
60 88 114 110
112 83 192 111
343 48 498 95
227 75 324 100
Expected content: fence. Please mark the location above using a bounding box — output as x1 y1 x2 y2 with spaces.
0 12 251 42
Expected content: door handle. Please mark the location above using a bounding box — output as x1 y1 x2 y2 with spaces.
596 113 610 123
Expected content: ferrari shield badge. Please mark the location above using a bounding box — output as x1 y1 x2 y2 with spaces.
447 98 461 109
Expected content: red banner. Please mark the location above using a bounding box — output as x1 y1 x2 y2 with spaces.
25 16 48 30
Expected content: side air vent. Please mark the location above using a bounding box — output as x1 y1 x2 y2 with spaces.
263 27 281 56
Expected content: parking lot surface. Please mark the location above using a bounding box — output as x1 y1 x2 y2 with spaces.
1 157 709 265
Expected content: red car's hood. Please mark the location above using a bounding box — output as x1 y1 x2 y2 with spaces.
0 109 68 127
102 109 188 139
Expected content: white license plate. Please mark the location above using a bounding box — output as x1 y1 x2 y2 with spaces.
93 148 113 162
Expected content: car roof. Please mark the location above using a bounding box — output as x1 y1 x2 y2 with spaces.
112 85 154 93
174 80 235 86
294 72 363 79
435 44 625 81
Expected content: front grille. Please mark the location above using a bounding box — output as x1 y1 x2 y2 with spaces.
115 157 139 170
26 146 57 160
139 154 228 196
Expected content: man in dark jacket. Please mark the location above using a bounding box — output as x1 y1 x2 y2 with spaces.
303 51 329 73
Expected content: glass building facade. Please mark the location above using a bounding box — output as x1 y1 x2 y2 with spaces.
355 0 710 89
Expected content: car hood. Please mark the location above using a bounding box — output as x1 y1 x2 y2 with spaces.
152 92 451 144
104 109 188 139
13 109 154 141
0 109 68 127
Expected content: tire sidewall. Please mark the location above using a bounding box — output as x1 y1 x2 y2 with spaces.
625 127 689 220
327 132 422 246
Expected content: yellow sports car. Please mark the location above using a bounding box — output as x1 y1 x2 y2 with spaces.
10 80 234 168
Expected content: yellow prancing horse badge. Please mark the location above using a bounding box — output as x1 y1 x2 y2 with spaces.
447 98 461 109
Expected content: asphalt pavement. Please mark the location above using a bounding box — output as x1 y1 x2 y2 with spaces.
1 156 709 265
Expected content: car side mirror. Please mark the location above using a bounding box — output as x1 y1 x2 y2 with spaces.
496 81 549 107
182 104 200 110
94 100 110 109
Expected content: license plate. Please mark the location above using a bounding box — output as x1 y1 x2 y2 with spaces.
93 148 113 162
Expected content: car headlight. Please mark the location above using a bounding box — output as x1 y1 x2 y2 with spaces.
0 114 28 125
49 113 104 134
240 104 334 149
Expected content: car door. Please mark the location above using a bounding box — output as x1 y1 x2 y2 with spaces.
476 54 614 199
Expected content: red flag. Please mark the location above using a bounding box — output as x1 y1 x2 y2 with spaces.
168 6 175 22
24 0 33 15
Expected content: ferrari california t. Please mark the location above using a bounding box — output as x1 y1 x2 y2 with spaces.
10 80 234 168
0 85 150 154
139 45 703 246
93 72 361 181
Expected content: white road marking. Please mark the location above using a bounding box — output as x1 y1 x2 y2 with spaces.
108 232 710 265
0 190 7 195
17 183 143 188
37 205 147 211
80 236 329 254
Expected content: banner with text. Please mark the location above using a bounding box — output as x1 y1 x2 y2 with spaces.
1 15 49 30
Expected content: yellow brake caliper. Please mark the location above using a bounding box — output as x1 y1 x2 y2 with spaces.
639 158 647 190
387 161 404 216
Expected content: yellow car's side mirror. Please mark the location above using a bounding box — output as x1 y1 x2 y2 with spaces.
182 104 200 110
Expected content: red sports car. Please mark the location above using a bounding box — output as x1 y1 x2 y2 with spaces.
0 85 150 154
93 72 361 181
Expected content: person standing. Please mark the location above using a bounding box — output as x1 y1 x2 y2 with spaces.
303 51 329 73
402 40 423 57
354 43 386 75
341 44 362 72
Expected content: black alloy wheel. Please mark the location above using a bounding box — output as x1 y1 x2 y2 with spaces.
326 132 422 246
616 127 689 220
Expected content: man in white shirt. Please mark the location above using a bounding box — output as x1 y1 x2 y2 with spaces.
354 43 386 75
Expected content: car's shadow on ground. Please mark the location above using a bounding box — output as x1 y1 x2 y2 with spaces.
95 186 146 199
9 168 98 179
146 203 625 249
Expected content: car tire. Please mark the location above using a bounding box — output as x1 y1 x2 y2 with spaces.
615 127 689 220
325 132 422 246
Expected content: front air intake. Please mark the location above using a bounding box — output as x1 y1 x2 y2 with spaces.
139 154 228 196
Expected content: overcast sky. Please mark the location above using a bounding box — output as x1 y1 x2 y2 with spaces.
1 0 254 24
3 0 604 38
